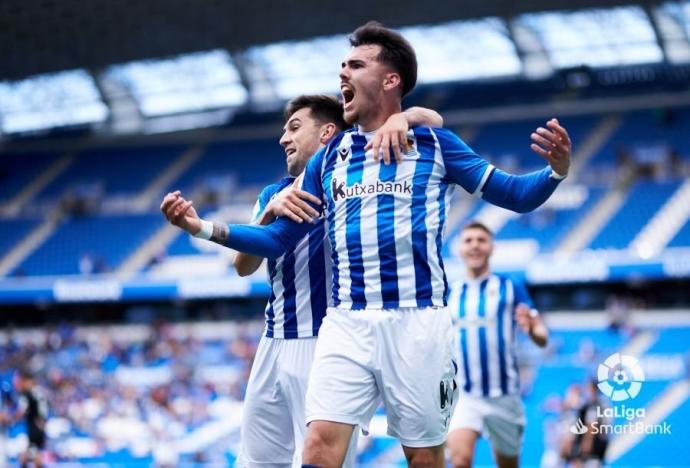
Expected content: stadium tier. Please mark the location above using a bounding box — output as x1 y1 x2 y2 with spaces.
0 152 59 202
0 105 689 301
589 179 682 250
16 214 164 276
33 146 186 200
669 219 690 248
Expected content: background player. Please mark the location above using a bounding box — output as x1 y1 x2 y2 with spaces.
12 370 48 468
164 95 442 467
162 21 571 467
446 221 548 468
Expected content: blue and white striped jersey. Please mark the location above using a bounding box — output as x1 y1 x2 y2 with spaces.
252 177 330 339
225 126 562 311
448 273 535 397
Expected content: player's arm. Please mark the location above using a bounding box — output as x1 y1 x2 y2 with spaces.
163 196 315 260
233 183 322 276
515 304 549 347
233 190 271 276
435 120 571 213
161 150 325 259
366 107 444 165
513 280 549 347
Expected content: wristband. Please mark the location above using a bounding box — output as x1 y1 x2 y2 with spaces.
194 219 214 240
550 170 567 180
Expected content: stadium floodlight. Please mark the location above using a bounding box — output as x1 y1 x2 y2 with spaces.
244 35 350 102
518 6 664 68
655 1 690 63
0 69 108 134
401 18 522 83
104 50 248 117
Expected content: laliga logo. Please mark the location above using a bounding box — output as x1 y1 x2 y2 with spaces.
597 353 645 401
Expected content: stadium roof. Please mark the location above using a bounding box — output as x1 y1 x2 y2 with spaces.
1 0 642 80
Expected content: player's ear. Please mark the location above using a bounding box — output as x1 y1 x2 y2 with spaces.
320 123 337 143
383 72 401 93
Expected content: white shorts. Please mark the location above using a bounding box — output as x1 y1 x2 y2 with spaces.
449 392 526 457
237 335 358 468
305 306 458 448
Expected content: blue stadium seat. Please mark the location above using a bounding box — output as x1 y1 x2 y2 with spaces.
590 180 681 250
18 213 164 275
0 152 58 202
35 145 185 200
496 187 605 252
590 107 690 167
167 140 285 195
668 219 690 248
0 218 41 265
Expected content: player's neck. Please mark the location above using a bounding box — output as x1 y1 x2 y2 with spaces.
466 266 490 280
358 100 402 132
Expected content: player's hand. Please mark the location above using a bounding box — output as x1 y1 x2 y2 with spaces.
515 303 534 334
160 190 201 234
530 118 571 177
265 185 321 224
365 112 409 165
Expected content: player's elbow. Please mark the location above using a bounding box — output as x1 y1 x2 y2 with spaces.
233 263 253 277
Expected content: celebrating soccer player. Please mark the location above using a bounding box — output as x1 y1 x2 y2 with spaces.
446 221 548 468
162 96 440 467
162 21 571 467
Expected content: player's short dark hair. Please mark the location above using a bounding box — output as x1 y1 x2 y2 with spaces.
349 21 418 98
284 94 348 131
462 220 494 237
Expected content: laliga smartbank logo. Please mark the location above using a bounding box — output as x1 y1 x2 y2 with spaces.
597 352 645 401
568 353 672 436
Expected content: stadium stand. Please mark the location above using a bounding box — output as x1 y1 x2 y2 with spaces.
0 152 60 202
589 179 682 250
34 146 186 200
16 214 164 276
2 315 686 466
1 106 689 280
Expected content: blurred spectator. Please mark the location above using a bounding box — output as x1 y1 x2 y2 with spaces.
606 294 636 336
0 321 259 464
557 380 610 468
78 253 94 275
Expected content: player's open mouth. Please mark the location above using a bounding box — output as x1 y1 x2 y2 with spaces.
285 148 296 158
341 86 355 107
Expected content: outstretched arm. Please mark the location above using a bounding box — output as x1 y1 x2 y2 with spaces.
162 147 326 260
366 106 444 165
233 182 322 275
436 119 572 213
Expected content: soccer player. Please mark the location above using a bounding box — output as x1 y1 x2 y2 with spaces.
162 21 571 467
164 95 441 467
446 221 548 468
13 369 48 468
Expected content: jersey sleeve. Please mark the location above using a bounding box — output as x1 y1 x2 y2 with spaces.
434 127 562 213
250 184 275 223
224 148 327 259
512 278 536 310
434 127 493 194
